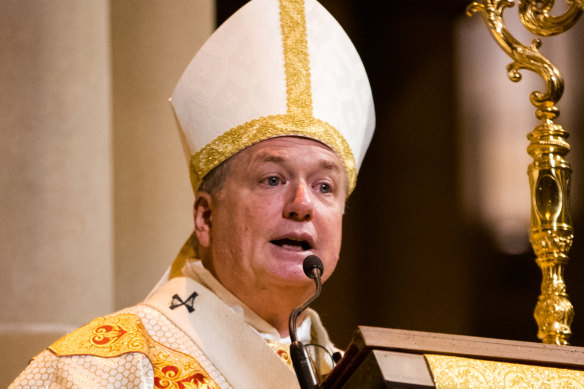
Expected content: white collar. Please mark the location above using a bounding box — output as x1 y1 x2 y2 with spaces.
182 260 312 344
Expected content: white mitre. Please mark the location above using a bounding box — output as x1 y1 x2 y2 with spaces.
171 0 375 195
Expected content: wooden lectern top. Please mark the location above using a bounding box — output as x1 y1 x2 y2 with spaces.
322 327 584 388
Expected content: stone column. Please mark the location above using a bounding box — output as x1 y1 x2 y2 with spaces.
1 0 215 385
0 1 112 384
111 0 215 309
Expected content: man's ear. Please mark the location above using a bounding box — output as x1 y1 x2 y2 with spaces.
194 192 213 248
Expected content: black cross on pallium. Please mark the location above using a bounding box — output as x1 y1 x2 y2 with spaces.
169 291 198 313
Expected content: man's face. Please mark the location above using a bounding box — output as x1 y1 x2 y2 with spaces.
199 137 346 293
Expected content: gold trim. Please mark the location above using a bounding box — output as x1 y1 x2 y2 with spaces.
49 314 220 389
426 354 584 388
188 0 357 196
280 0 312 116
190 114 356 194
265 340 294 370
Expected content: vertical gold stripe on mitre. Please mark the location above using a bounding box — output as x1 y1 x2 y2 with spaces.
279 0 312 116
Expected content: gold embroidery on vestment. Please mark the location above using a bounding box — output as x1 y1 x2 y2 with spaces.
426 354 584 388
49 314 221 389
266 339 294 370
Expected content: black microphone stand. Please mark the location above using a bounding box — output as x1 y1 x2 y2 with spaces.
289 255 323 389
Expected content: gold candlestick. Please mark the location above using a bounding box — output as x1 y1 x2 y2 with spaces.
467 0 582 345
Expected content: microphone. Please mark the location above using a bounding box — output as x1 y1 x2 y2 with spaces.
289 255 324 389
303 255 324 281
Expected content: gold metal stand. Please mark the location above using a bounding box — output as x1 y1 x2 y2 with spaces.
467 0 582 345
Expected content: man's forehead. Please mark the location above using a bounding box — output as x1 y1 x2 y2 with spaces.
245 137 343 166
249 136 342 158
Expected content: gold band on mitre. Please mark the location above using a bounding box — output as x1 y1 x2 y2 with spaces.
189 113 357 195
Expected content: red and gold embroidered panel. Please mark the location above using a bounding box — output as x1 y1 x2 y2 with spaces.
49 314 221 389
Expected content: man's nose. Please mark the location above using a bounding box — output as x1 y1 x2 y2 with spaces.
283 181 313 221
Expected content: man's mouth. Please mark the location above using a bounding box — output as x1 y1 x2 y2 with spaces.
270 238 312 251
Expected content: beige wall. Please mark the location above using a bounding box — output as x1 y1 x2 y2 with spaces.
111 0 214 310
0 0 214 385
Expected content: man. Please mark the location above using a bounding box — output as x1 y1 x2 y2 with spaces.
10 0 374 387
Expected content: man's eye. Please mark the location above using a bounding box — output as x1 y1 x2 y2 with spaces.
319 183 332 194
266 176 280 186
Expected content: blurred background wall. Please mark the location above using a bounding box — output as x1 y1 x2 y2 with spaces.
2 0 584 386
0 0 213 385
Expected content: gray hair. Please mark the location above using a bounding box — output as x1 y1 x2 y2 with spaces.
197 158 232 195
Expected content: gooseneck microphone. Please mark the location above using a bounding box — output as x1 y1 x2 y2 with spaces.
289 255 324 389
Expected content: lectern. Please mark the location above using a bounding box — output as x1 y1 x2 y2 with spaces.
322 327 584 388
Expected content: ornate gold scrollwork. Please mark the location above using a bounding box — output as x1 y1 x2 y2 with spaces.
467 0 564 120
519 0 584 37
467 0 581 345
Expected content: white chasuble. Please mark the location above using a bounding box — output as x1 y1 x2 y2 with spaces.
10 266 335 388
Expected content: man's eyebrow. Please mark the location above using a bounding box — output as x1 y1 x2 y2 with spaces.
321 159 343 171
256 154 285 163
